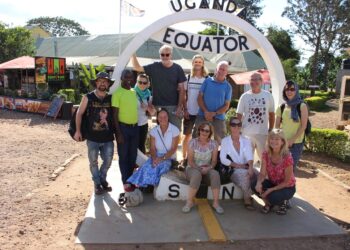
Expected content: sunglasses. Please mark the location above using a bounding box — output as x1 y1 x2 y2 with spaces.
284 88 296 92
250 78 261 82
160 53 170 57
230 122 242 127
200 128 210 133
138 80 148 85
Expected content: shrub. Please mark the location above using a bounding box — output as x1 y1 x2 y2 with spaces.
230 99 238 108
225 108 237 135
58 88 75 103
304 96 328 110
305 128 350 162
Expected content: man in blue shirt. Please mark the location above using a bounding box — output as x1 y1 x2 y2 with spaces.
193 61 232 144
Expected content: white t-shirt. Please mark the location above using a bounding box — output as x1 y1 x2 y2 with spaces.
220 135 253 166
149 123 180 158
237 89 275 136
137 96 152 126
185 76 206 115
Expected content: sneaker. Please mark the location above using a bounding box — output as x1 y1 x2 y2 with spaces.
95 185 105 195
101 181 112 192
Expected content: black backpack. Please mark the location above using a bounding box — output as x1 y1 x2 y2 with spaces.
280 102 312 136
68 96 91 141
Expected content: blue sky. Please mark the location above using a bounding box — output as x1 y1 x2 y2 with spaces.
0 0 310 63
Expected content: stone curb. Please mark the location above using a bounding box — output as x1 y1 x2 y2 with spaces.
49 153 80 180
316 168 350 191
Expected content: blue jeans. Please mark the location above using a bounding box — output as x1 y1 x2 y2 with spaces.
117 124 139 184
290 143 304 170
87 140 114 187
251 179 296 206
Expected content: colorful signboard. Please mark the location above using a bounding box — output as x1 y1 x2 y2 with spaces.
35 56 66 83
35 57 47 84
0 96 51 114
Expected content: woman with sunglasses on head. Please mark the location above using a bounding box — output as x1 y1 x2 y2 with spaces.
251 129 296 215
183 122 223 214
134 74 155 154
220 116 256 210
275 81 308 171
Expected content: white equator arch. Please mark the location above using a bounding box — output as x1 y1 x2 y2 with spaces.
110 8 285 105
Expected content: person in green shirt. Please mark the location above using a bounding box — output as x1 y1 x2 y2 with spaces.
112 69 139 192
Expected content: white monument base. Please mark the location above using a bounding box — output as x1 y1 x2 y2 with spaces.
154 170 243 201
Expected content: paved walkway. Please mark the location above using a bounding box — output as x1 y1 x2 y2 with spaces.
76 161 346 246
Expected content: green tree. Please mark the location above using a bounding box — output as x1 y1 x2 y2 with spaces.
282 58 299 81
0 23 35 63
283 0 350 86
27 16 90 37
266 26 300 80
305 51 347 91
266 26 300 62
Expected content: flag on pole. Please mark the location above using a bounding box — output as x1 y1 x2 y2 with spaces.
122 0 145 17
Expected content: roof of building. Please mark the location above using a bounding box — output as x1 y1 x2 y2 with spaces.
35 33 266 72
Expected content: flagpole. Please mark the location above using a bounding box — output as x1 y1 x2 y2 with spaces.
118 0 122 57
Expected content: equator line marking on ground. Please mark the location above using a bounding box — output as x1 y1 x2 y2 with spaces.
196 198 227 242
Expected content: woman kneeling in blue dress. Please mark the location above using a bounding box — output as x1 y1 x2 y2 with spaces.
127 109 180 187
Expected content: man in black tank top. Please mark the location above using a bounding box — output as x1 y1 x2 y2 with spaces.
74 72 115 195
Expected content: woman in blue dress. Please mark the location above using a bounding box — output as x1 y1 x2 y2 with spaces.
127 109 180 187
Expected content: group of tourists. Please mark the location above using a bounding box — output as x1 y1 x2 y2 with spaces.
74 44 308 216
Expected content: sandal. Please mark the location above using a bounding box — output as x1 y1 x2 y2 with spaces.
260 205 272 214
276 202 287 215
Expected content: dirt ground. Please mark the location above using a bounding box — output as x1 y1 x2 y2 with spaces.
0 108 349 250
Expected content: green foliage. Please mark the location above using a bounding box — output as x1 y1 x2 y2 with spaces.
0 23 35 63
283 0 350 86
304 96 328 111
266 26 300 63
51 93 67 101
26 16 89 37
78 63 106 92
300 90 334 99
230 99 239 109
58 88 75 103
305 128 350 162
225 108 237 135
198 24 225 36
282 58 299 81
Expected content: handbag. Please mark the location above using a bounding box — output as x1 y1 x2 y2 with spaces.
215 151 234 184
156 129 180 170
